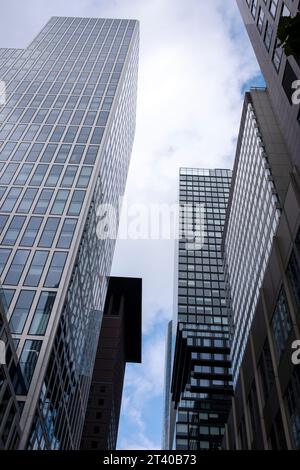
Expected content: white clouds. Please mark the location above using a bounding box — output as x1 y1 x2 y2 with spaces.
119 433 160 451
118 331 166 449
0 0 261 450
111 0 260 332
109 0 261 450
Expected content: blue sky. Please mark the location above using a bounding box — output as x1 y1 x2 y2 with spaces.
0 0 263 450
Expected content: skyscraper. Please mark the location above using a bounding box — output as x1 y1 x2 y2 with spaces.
170 168 233 451
236 0 300 167
0 16 139 449
223 87 292 384
80 277 142 451
223 165 300 450
220 3 300 449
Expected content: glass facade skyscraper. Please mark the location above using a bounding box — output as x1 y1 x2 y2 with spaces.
0 16 139 449
223 88 292 384
170 168 233 450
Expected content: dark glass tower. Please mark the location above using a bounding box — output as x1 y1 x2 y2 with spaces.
0 17 139 449
236 0 300 167
170 168 233 451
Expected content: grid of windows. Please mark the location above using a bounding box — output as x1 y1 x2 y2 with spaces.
174 168 233 451
224 100 281 384
0 16 139 449
243 0 296 74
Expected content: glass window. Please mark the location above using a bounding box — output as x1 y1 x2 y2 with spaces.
90 127 104 145
0 142 17 161
4 250 30 285
19 340 42 390
26 143 44 162
24 250 48 287
0 163 19 184
77 166 92 188
61 166 78 187
264 21 273 51
50 190 69 215
2 215 26 245
57 219 77 249
49 125 65 142
69 145 84 164
9 290 35 334
41 144 57 163
287 251 300 307
34 189 54 214
0 214 8 233
269 0 279 18
258 339 275 407
271 287 292 360
67 191 85 216
1 187 22 211
29 164 48 186
1 289 15 309
11 143 30 161
45 165 63 186
96 111 109 126
84 146 98 164
55 144 71 163
17 188 38 213
63 126 78 143
83 111 97 126
29 291 56 336
0 248 11 275
36 125 52 142
32 109 48 124
20 217 43 247
58 110 72 125
272 40 283 72
44 252 67 288
38 218 60 248
14 163 34 185
45 109 60 125
285 368 300 449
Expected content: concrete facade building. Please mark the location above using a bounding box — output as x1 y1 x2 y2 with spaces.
80 277 142 450
223 167 300 449
236 0 300 167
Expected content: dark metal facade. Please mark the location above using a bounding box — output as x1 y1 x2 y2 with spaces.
171 168 233 450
